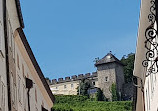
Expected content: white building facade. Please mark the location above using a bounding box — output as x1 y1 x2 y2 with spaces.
133 0 158 111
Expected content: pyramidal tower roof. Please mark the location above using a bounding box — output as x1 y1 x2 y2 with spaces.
95 53 123 66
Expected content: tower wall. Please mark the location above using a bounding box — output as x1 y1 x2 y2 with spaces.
97 62 124 101
97 63 116 101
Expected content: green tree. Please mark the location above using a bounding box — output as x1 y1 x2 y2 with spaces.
121 53 135 83
110 83 118 101
77 79 91 96
96 88 105 101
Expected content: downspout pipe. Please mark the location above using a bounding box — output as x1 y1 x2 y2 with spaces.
26 77 33 111
27 89 31 111
3 0 12 110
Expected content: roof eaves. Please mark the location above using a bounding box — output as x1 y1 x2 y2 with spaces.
15 0 24 28
17 28 55 103
95 61 124 66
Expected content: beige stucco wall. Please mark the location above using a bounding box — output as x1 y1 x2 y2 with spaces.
0 0 8 110
50 78 99 95
50 81 80 95
13 30 53 111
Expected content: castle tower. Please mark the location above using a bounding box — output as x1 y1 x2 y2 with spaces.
95 53 124 101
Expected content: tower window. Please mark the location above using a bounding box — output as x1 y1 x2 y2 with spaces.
93 82 95 85
105 77 108 82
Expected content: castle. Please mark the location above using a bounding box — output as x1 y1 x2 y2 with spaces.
47 53 132 101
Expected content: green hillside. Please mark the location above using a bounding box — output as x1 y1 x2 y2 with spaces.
52 95 132 111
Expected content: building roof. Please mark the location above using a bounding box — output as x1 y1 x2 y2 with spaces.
13 0 54 103
17 28 55 103
95 53 123 66
15 0 24 28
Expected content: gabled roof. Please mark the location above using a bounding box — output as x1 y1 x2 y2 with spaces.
95 53 123 66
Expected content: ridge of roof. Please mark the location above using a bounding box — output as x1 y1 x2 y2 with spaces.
95 53 123 66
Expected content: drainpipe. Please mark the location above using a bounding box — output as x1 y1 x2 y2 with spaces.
26 77 33 111
3 0 12 110
27 89 31 111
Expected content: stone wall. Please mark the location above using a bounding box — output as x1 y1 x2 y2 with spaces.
48 72 98 85
97 63 116 101
115 63 125 100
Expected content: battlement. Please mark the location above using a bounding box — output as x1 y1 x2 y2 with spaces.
47 72 98 85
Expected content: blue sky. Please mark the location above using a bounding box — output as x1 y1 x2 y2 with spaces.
20 0 141 80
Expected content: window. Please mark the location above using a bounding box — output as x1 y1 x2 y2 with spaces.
64 85 66 89
23 85 26 110
93 82 95 85
105 77 109 82
18 75 21 103
35 88 37 103
0 79 5 111
17 54 20 69
10 72 16 104
0 19 4 57
56 87 58 89
22 64 25 77
13 83 16 106
71 84 73 88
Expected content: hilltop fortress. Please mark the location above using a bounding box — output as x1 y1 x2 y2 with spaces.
47 53 133 101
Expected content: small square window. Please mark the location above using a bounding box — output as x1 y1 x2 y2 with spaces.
71 84 73 88
105 77 108 82
64 85 66 89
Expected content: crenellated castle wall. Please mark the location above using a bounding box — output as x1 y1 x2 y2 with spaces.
47 72 98 85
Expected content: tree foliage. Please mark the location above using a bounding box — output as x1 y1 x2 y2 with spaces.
96 88 105 101
121 53 135 83
110 83 117 101
77 79 91 96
